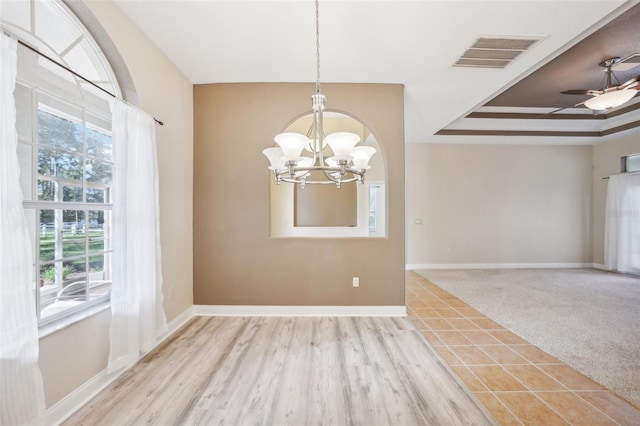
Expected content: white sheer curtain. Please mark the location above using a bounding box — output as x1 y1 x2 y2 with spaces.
108 100 167 373
0 32 46 426
605 173 640 274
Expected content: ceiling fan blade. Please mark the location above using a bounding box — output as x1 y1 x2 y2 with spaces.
561 89 603 96
561 89 592 95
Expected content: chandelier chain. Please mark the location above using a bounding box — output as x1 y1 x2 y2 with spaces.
315 0 321 94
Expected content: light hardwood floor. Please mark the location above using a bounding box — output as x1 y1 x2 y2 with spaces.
65 316 496 425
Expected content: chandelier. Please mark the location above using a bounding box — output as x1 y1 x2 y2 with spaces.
263 0 375 188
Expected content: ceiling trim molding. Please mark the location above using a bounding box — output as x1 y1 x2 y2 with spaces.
467 100 640 120
466 112 603 120
435 129 599 137
437 119 640 138
602 101 640 119
601 119 640 136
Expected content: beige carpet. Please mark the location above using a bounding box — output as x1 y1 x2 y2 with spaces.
416 268 640 408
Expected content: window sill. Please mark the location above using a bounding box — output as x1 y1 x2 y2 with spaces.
39 301 110 339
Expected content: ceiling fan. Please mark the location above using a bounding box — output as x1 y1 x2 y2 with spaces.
559 55 640 112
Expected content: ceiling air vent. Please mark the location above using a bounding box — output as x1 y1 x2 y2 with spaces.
454 37 539 69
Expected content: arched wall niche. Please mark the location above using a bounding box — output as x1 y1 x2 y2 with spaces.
270 108 387 238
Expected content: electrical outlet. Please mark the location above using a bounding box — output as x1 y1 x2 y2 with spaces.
352 277 360 288
168 286 175 300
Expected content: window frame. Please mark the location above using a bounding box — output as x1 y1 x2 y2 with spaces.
3 0 127 334
621 153 640 173
20 87 114 327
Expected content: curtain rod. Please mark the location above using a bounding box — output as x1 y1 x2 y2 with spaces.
602 170 640 179
16 39 164 126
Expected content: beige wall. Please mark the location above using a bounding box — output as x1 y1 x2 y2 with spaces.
84 0 194 323
592 132 640 264
193 83 404 306
406 144 593 265
39 0 194 408
39 310 110 407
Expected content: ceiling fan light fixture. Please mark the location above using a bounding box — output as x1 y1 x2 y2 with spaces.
584 89 636 111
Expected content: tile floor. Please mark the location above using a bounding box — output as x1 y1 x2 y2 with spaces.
406 271 640 426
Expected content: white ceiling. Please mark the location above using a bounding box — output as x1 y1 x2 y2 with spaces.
113 0 634 144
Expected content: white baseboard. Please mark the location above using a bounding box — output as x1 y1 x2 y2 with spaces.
193 305 406 317
406 263 593 270
157 306 196 343
46 363 122 425
591 263 609 271
46 306 196 426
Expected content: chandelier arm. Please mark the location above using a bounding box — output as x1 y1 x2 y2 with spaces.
317 100 325 165
311 139 318 164
312 105 319 160
349 168 365 182
280 175 362 185
275 166 364 185
281 177 335 185
321 168 340 183
298 166 334 172
320 167 365 184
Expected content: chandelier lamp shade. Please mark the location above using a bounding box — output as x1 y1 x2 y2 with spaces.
262 0 375 188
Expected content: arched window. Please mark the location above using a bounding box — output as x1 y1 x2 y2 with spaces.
2 0 121 326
